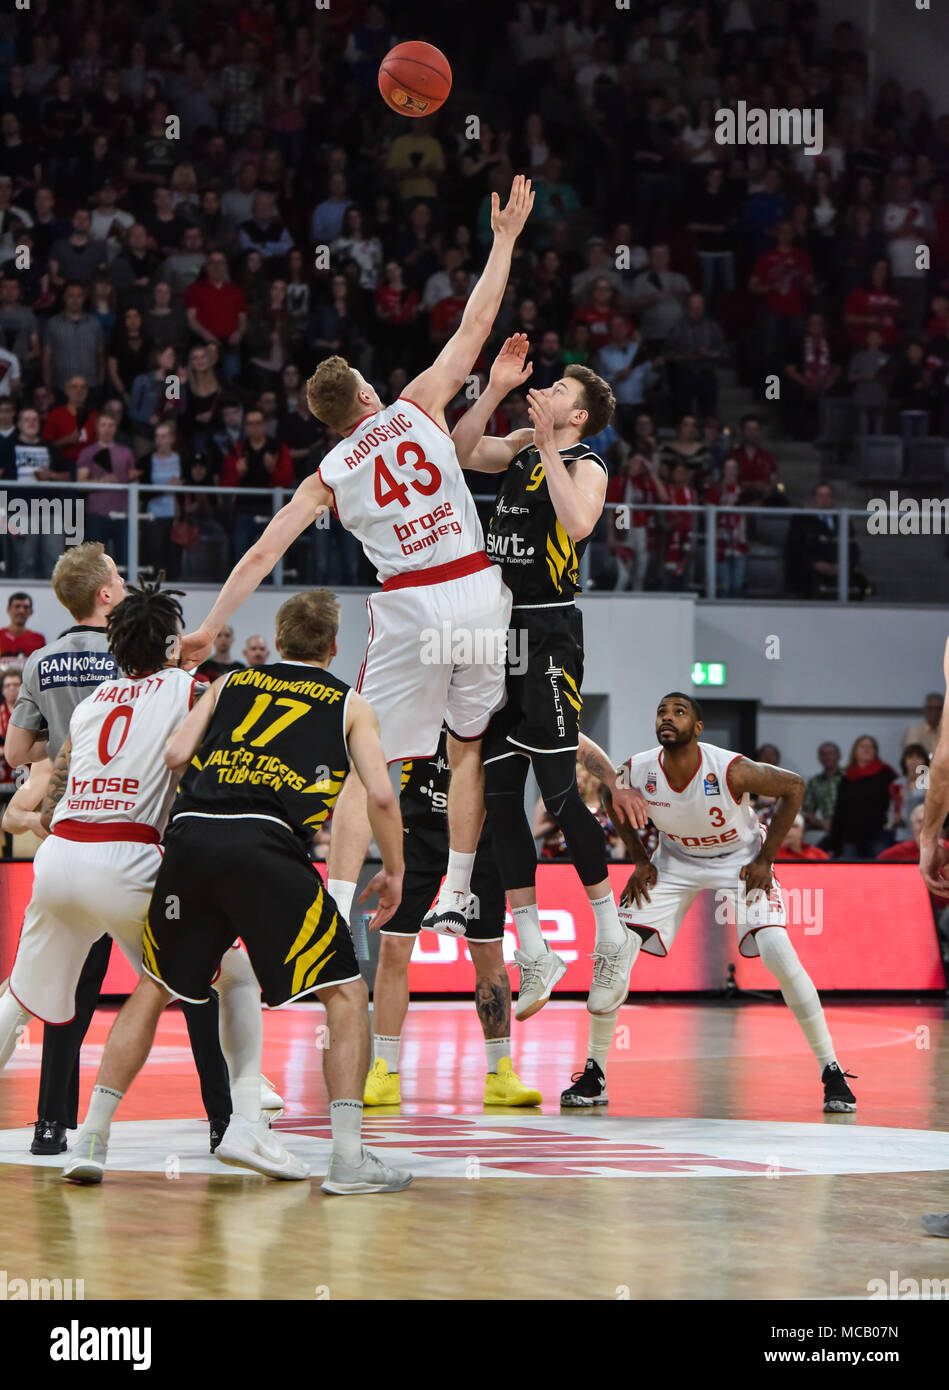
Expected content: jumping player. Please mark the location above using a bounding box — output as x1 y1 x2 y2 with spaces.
66 591 411 1194
451 334 648 1020
560 692 858 1112
364 726 542 1108
0 581 284 1175
179 177 535 940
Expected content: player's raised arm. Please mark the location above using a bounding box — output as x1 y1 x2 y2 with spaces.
403 176 534 424
919 637 949 894
452 333 534 471
345 693 404 929
179 475 333 667
527 387 607 542
1 758 52 839
164 675 228 770
729 757 805 893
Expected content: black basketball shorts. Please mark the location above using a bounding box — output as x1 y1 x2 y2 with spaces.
484 603 584 761
380 825 506 941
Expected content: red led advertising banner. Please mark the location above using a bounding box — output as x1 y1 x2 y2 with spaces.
0 862 944 996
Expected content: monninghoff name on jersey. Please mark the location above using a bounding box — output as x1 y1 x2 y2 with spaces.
393 501 462 555
342 412 414 468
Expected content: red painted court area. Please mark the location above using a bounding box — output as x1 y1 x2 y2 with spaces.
0 998 944 1135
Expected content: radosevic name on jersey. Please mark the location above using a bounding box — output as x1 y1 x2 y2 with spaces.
317 399 483 578
37 651 118 691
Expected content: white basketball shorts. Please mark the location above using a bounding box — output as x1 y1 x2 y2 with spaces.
9 835 160 1023
358 556 512 762
618 843 787 959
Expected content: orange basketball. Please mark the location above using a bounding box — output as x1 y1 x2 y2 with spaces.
378 41 452 117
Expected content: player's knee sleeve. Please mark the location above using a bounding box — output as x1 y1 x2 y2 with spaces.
534 753 608 887
755 926 819 1013
484 755 536 889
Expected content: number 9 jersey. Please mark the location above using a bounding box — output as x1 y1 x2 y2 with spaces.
317 397 485 581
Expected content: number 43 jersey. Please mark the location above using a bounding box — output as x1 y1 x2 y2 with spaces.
625 742 764 863
174 662 351 843
317 398 486 582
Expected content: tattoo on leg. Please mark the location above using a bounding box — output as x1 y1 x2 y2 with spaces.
475 974 510 1039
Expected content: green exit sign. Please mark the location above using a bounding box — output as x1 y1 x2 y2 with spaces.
692 662 727 686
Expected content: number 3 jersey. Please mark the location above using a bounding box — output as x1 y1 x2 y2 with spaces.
51 667 200 834
173 662 351 844
317 398 486 581
625 742 763 863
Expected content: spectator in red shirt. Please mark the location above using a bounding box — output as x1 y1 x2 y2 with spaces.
0 665 21 782
784 312 842 440
877 803 944 863
606 450 666 591
728 413 781 502
569 276 619 351
704 455 748 596
41 375 98 466
429 267 471 347
220 405 294 560
777 814 831 862
843 259 903 348
662 460 696 591
374 261 421 376
184 250 248 383
749 220 814 368
0 593 45 670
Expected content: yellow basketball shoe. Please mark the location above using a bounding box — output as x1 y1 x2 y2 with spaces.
363 1058 401 1106
484 1056 542 1106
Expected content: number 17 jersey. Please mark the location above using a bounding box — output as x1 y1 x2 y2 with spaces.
317 398 485 582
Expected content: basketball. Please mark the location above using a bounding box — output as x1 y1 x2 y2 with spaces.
378 40 452 117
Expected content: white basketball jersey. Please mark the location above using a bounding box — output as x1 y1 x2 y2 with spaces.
627 742 763 861
51 668 198 833
317 398 485 581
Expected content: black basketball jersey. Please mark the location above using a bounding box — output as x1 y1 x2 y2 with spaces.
399 727 451 833
486 441 607 605
173 661 350 843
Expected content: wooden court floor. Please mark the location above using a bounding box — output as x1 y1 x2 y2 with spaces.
1 998 948 1301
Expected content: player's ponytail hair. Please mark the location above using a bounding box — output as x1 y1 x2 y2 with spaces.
306 355 361 430
107 574 185 678
564 364 616 438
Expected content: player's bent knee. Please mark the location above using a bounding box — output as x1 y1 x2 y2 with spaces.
318 975 369 1011
469 939 505 974
378 932 416 968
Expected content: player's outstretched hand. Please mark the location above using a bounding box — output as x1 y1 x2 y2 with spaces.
491 174 534 242
919 840 949 896
489 334 533 394
621 862 657 910
526 388 555 448
739 854 774 897
360 869 404 930
179 627 213 670
610 781 650 830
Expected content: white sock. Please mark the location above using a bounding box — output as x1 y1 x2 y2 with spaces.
215 947 263 1123
485 1037 511 1073
589 1009 619 1070
756 927 836 1070
512 903 546 956
590 890 625 948
443 850 476 898
374 1033 400 1071
83 1084 124 1140
0 990 31 1070
328 879 357 926
330 1098 363 1164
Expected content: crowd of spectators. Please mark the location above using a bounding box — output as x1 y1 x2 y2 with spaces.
0 0 947 595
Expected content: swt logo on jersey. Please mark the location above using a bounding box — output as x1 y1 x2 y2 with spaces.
703 774 720 796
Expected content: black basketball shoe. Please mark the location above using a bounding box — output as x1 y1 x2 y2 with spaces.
822 1063 857 1113
560 1059 608 1107
31 1119 68 1155
209 1117 230 1153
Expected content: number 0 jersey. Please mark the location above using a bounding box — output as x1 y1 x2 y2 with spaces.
626 742 763 862
487 442 607 605
173 661 351 843
317 397 486 582
51 667 199 833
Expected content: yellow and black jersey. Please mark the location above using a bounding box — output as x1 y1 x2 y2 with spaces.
173 661 350 842
485 442 607 605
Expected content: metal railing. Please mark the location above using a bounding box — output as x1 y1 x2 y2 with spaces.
0 482 919 602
